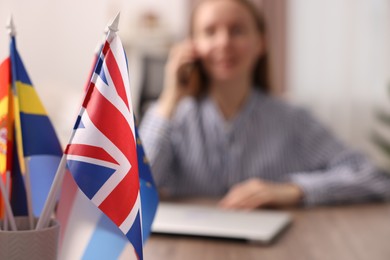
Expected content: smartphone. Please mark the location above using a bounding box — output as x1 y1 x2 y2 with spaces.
177 60 202 97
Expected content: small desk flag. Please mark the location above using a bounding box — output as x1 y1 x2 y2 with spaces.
0 35 62 218
59 15 158 259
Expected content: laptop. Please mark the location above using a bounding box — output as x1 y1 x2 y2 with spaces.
151 202 292 243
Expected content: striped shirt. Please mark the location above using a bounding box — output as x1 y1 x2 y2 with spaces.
140 89 390 206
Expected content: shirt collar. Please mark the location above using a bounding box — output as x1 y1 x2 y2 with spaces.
202 88 261 132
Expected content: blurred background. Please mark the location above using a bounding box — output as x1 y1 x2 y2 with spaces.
0 0 389 169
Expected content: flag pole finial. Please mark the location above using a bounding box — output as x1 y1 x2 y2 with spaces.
6 15 16 36
108 12 120 32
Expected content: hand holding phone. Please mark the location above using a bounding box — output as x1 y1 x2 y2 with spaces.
177 60 201 96
158 40 201 118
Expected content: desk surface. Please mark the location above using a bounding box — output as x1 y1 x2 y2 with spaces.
144 203 390 260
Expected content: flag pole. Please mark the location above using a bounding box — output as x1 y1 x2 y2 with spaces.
35 155 67 230
7 15 35 230
3 171 10 230
24 158 35 228
0 172 17 231
36 12 121 230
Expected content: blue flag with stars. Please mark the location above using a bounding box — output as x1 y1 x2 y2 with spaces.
134 118 159 242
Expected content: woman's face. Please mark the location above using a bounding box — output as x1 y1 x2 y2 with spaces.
192 0 264 84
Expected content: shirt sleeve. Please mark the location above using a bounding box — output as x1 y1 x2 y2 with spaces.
288 109 390 206
139 104 175 190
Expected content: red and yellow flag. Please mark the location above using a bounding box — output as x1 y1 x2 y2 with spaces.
0 57 13 218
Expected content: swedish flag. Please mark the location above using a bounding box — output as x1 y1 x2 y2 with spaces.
9 36 62 216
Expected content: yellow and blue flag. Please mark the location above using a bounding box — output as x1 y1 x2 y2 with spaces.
9 36 62 216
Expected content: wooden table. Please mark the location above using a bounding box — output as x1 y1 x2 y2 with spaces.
144 203 390 260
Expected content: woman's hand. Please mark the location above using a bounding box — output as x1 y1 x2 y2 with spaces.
219 178 303 210
158 40 200 119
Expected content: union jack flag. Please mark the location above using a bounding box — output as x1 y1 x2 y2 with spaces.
64 27 143 259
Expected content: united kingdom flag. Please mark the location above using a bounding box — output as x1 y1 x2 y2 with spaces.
64 15 143 259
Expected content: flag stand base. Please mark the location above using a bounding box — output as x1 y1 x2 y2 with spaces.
0 216 59 260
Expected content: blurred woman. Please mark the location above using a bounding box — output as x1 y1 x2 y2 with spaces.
140 0 390 209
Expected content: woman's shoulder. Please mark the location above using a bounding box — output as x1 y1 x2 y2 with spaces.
171 96 201 124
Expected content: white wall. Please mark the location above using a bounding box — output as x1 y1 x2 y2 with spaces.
0 0 110 145
120 0 189 41
287 0 390 166
0 0 188 145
